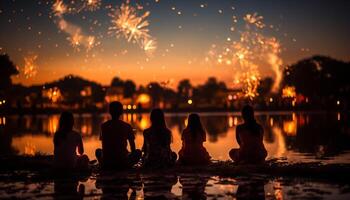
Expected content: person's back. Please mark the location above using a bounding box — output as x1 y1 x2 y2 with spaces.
53 112 89 170
142 109 177 168
229 105 267 164
236 122 266 162
178 113 211 165
182 128 205 147
101 119 134 166
54 130 82 168
143 127 172 163
96 101 141 169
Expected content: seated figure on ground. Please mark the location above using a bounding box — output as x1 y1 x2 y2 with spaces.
141 109 177 168
95 101 141 169
229 105 267 164
178 113 211 165
53 111 89 170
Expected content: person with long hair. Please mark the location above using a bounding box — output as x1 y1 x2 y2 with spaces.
229 105 267 164
141 109 177 168
53 112 89 170
178 113 211 165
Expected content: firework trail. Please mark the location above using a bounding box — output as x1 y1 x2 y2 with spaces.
52 0 98 51
23 55 38 79
109 0 157 54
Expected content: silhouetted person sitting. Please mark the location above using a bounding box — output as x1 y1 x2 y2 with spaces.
178 113 211 165
141 109 177 168
229 105 267 164
95 101 141 169
53 112 89 170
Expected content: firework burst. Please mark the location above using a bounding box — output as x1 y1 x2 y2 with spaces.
109 0 157 54
211 13 283 99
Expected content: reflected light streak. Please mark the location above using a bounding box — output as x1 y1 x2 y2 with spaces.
24 142 36 156
0 117 6 125
271 126 287 158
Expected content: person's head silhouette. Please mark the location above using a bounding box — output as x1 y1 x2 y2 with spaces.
58 111 74 132
150 108 166 128
54 111 74 145
109 101 123 120
187 113 204 137
242 105 255 123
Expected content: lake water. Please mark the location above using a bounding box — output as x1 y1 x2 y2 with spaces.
1 112 350 163
1 112 350 199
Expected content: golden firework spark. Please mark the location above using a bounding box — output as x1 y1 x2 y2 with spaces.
244 13 265 29
86 36 96 51
109 0 157 53
69 32 83 50
142 38 157 54
85 0 102 11
241 70 261 99
23 55 38 79
52 0 67 16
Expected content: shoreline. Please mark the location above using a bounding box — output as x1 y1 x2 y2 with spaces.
1 155 350 182
1 109 349 116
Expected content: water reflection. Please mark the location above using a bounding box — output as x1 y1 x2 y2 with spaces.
143 174 178 199
236 179 265 200
54 177 85 199
96 172 142 199
180 174 209 200
1 112 350 163
1 173 349 199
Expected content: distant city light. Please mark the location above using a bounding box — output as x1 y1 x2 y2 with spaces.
187 99 193 105
337 100 340 105
137 94 151 104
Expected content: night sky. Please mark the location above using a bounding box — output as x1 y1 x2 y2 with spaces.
1 0 349 87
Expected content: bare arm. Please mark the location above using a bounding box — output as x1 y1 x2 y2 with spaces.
142 131 148 155
259 126 264 142
236 126 242 146
128 128 136 152
77 135 84 155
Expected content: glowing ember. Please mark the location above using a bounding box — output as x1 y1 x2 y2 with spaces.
43 87 62 103
52 0 67 16
23 55 38 79
282 86 297 98
241 71 260 99
85 0 102 11
244 13 265 29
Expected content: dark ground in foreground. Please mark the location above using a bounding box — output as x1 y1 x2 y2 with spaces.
1 156 350 199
